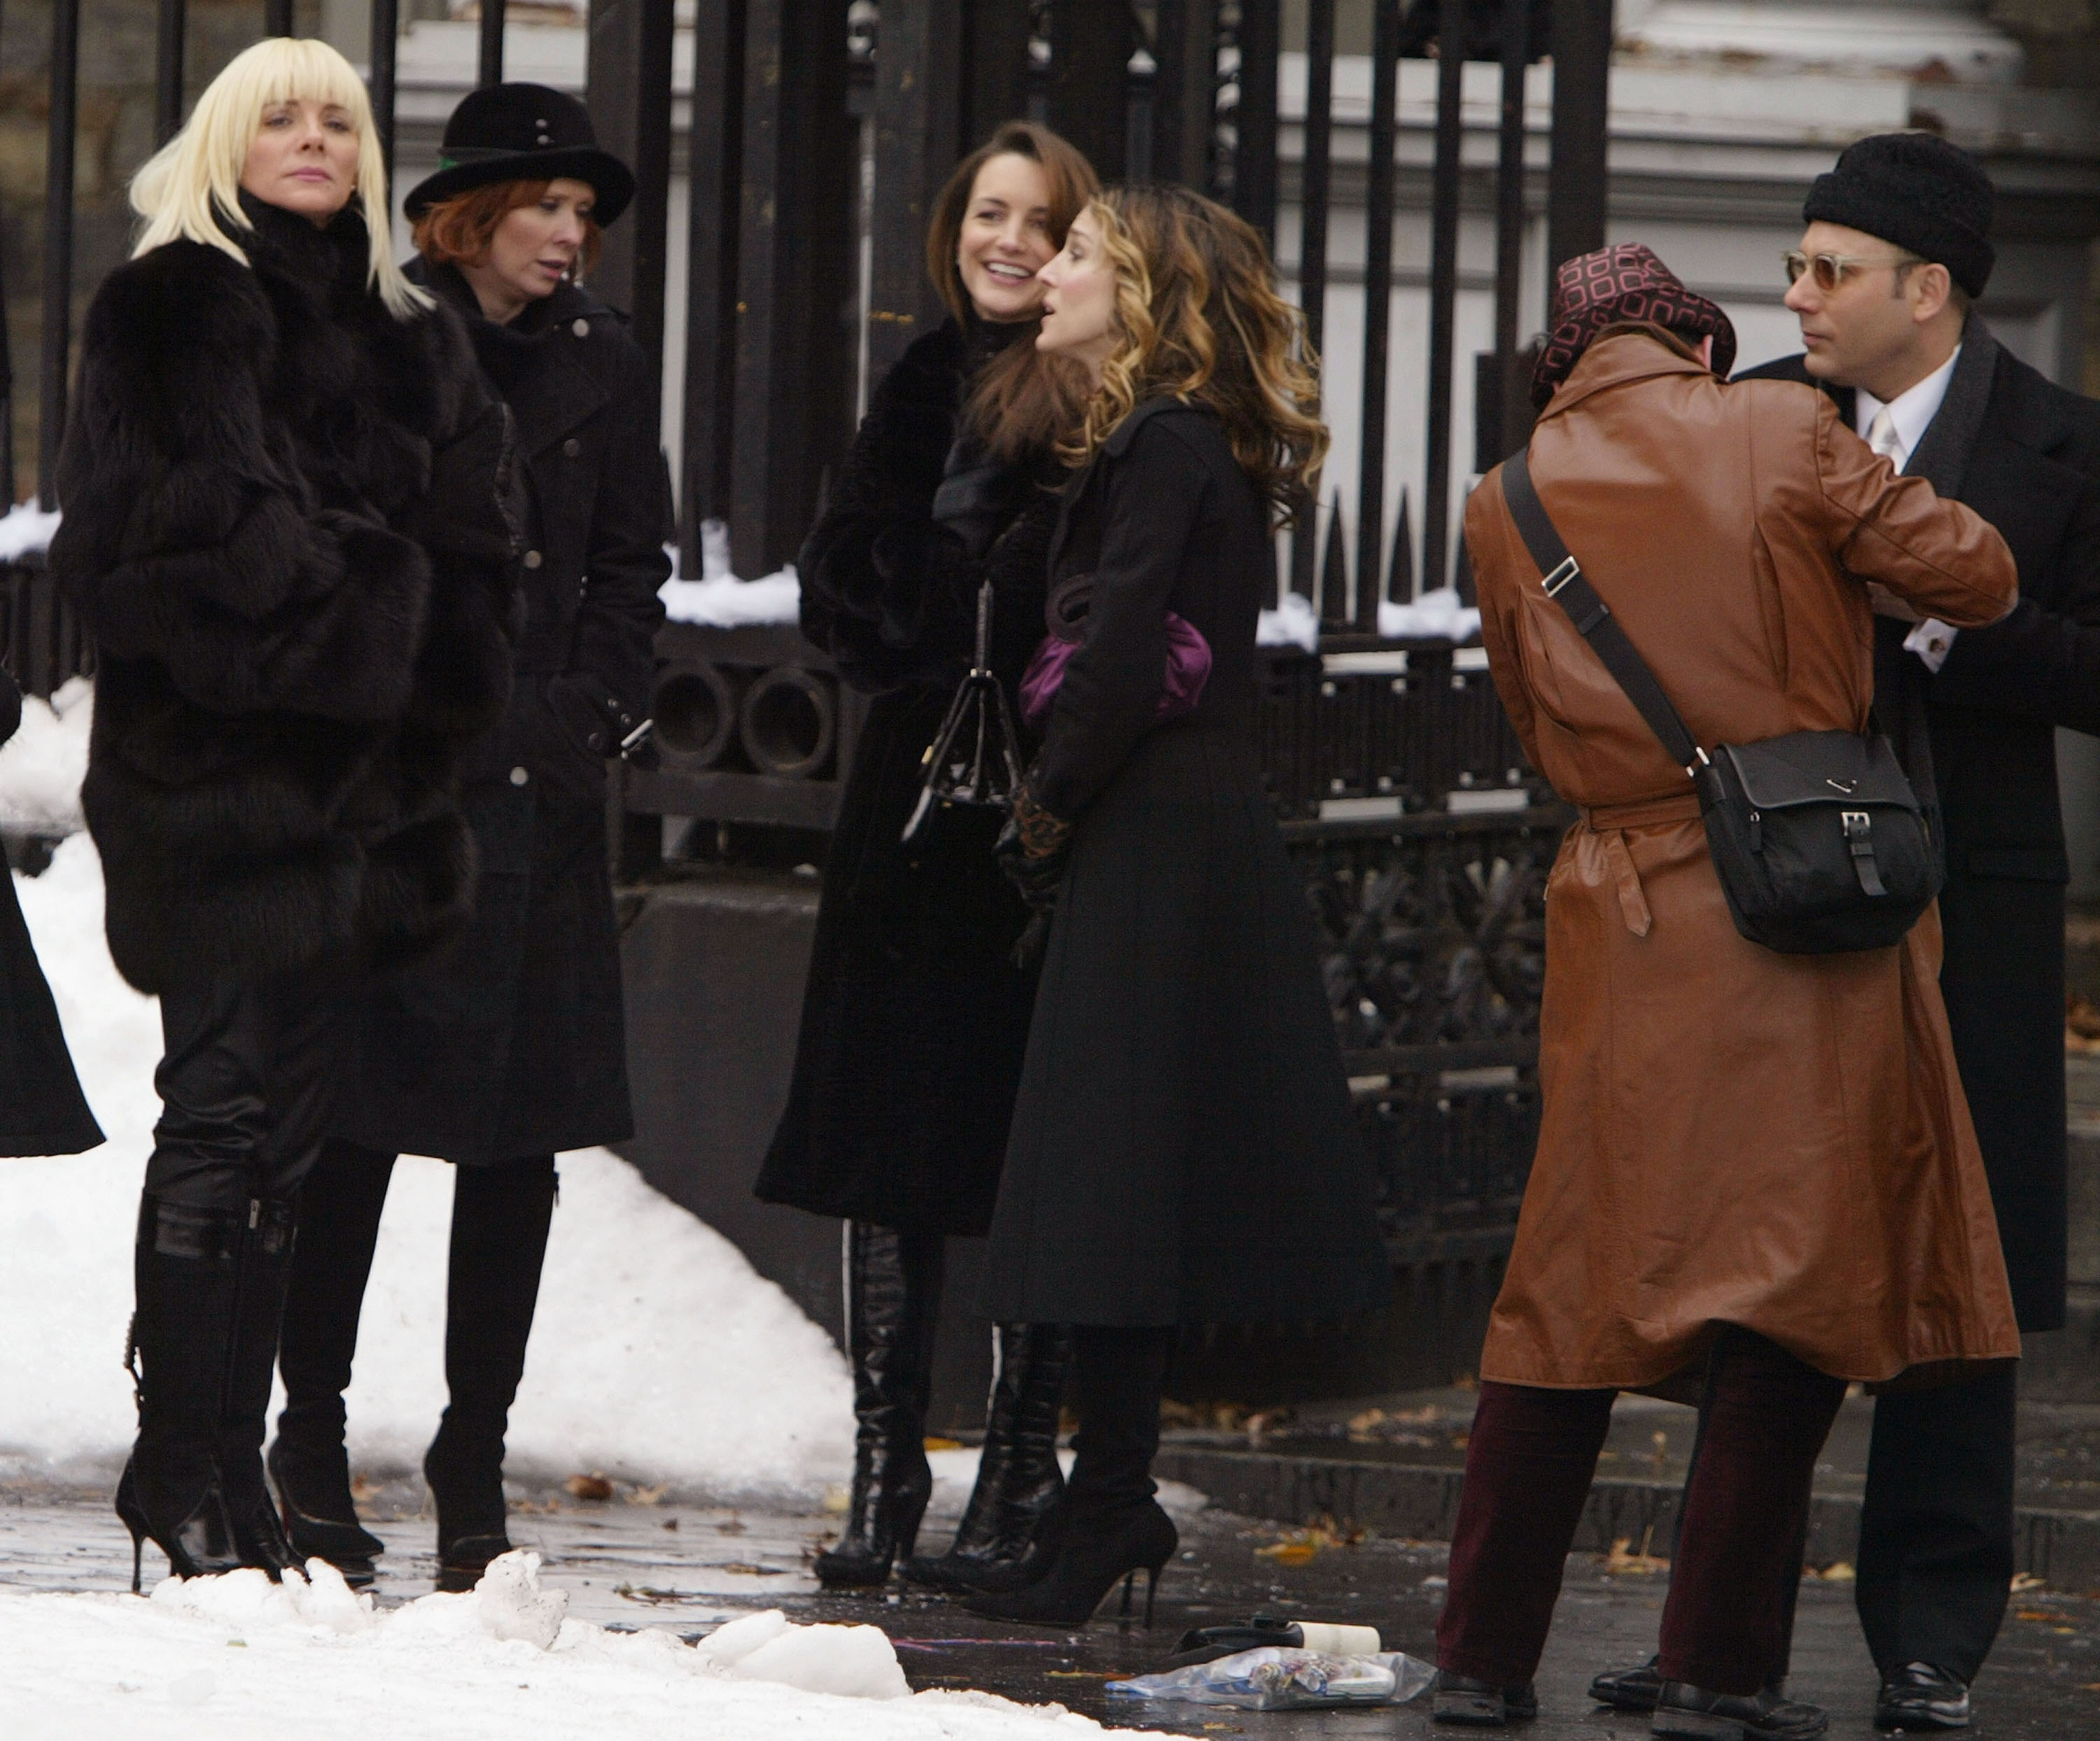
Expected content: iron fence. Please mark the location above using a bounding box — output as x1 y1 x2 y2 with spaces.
5 0 1618 1269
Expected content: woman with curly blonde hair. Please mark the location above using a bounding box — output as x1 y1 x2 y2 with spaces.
970 184 1388 1627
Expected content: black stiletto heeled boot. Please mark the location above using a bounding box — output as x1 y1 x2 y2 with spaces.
424 1159 558 1593
903 1323 1071 1593
272 1142 396 1587
219 1197 304 1580
119 1194 244 1589
964 1498 1177 1625
965 1324 1176 1625
816 1223 944 1588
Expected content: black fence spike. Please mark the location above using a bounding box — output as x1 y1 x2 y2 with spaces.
1320 493 1350 629
1390 489 1415 603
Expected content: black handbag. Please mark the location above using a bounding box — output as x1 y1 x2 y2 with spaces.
1500 449 1940 954
900 579 1025 843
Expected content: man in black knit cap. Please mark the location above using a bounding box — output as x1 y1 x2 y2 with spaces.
1588 132 2100 1735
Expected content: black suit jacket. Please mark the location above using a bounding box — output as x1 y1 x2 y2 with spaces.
1738 330 2100 1329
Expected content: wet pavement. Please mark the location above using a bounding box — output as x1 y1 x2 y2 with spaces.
7 1461 2100 1737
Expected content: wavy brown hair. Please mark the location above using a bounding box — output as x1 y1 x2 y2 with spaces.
1067 183 1326 522
413 179 604 279
924 121 1098 464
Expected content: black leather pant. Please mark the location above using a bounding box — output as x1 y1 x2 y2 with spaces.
144 963 351 1211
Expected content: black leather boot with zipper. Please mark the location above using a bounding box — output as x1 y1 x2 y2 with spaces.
902 1322 1070 1593
816 1222 944 1588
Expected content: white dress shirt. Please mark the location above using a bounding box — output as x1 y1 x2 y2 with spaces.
1856 347 1963 671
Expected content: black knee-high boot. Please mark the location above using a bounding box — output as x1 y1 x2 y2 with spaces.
219 1196 305 1579
272 1140 396 1583
967 1325 1177 1626
903 1323 1070 1593
116 1194 245 1589
816 1222 944 1588
424 1157 559 1593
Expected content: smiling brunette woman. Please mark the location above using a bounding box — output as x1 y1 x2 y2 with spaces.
756 122 1097 1593
50 38 518 1589
969 186 1389 1627
268 83 668 1595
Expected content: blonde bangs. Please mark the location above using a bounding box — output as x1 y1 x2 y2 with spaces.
130 36 429 319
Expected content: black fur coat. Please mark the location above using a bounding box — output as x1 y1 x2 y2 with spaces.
756 319 1059 1236
50 197 518 995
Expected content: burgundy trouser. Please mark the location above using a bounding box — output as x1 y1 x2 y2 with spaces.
1436 1329 1847 1696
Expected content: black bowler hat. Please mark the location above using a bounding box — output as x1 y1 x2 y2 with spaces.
1803 132 1995 298
403 83 635 225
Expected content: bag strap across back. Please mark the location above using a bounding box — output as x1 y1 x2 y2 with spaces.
1500 448 1707 780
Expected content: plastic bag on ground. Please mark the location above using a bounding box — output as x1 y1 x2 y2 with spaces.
1106 1645 1436 1710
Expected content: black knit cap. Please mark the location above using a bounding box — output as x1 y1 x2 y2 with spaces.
1802 132 1995 298
403 83 634 224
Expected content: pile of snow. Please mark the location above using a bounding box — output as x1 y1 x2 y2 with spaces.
1256 590 1320 653
0 500 61 564
0 833 853 1500
1379 587 1482 643
0 676 92 833
660 518 802 629
0 1553 1144 1738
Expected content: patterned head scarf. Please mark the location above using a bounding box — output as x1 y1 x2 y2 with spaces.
1530 244 1737 409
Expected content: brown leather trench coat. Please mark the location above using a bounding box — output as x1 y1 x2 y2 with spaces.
1466 327 2023 1392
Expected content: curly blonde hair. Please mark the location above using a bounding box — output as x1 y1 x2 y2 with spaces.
1063 183 1326 522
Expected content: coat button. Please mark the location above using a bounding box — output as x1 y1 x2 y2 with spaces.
524 550 543 569
510 766 529 786
562 438 581 458
572 318 590 338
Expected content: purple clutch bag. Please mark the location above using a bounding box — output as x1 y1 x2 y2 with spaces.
1019 572 1213 730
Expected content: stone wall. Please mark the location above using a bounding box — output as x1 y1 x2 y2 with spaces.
1988 1 2100 394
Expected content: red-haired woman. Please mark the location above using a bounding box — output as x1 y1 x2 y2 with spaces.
268 83 668 1592
757 123 1098 1591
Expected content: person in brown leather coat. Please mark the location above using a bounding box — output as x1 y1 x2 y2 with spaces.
1430 245 2021 1741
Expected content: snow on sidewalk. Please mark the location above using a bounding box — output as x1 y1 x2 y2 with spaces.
0 1553 1142 1741
0 830 853 1502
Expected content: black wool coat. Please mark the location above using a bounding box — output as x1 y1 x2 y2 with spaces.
1742 326 2100 1330
981 399 1391 1327
338 264 669 1165
51 198 519 996
0 668 103 1157
756 319 1054 1236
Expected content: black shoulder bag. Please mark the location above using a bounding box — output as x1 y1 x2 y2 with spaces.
1500 449 1940 955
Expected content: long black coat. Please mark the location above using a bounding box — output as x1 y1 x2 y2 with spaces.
0 669 102 1157
756 320 1053 1236
338 265 668 1165
981 399 1390 1326
1742 326 2100 1330
50 198 518 996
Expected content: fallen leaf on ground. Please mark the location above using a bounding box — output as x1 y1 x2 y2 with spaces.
2012 1572 2048 1592
1256 1541 1319 1565
923 1436 963 1451
565 1472 615 1502
1604 1534 1670 1576
626 1482 667 1506
1809 1562 1856 1584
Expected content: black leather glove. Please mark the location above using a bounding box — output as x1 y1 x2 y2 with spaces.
995 784 1074 913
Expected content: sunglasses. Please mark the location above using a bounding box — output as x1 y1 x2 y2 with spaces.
1782 249 1923 292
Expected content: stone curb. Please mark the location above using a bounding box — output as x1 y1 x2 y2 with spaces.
1154 1445 2100 1593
